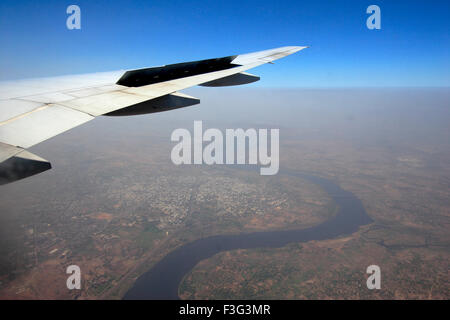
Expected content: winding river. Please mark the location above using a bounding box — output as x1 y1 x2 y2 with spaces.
123 170 373 299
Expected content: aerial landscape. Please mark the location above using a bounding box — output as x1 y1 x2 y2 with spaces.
0 88 448 299
0 0 448 306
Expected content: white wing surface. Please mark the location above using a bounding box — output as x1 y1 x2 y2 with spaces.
0 46 307 184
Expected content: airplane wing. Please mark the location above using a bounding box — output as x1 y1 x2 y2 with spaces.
0 46 307 184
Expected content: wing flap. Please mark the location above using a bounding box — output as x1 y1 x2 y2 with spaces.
0 99 44 123
121 62 262 100
0 149 51 185
0 142 24 163
105 91 200 116
58 91 153 116
199 72 260 87
0 103 94 148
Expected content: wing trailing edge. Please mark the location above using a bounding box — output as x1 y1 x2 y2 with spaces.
0 149 51 185
199 72 260 87
105 92 200 116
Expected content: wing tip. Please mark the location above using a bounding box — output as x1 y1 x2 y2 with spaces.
290 45 309 52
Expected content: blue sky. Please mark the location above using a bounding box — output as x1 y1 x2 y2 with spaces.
0 0 448 86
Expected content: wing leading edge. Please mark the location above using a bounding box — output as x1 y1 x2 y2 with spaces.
0 46 307 184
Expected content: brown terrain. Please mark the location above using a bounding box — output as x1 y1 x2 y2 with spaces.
0 88 448 299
